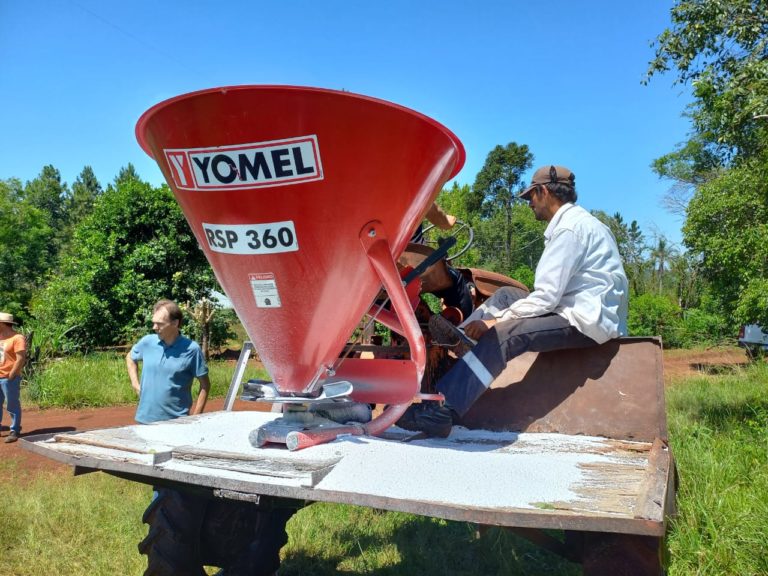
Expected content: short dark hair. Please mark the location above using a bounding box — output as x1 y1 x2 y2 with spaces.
544 182 577 204
153 299 183 326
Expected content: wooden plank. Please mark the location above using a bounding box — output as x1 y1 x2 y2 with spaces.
634 438 672 522
38 441 167 465
544 439 650 517
52 431 173 465
53 428 167 455
171 446 340 487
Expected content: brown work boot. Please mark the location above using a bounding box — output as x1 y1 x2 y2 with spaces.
428 314 474 357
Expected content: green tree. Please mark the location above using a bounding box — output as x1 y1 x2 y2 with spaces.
114 163 141 188
649 237 678 294
667 252 700 309
23 165 70 261
647 1 768 328
434 182 483 268
592 211 647 296
647 0 768 162
683 156 768 325
471 143 534 272
32 178 219 348
0 178 52 315
470 204 544 278
628 293 683 347
24 165 69 225
652 138 722 215
69 165 102 226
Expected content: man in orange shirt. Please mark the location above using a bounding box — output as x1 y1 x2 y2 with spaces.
0 312 26 443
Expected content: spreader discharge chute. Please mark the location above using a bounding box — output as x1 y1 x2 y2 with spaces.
136 85 464 449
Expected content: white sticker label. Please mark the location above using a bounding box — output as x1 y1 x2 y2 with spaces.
164 135 323 191
250 273 281 308
202 221 299 255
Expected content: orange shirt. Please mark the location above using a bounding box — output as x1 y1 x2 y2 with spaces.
0 333 26 378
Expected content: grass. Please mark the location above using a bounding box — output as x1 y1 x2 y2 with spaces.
0 467 149 576
665 361 768 575
23 351 269 409
280 504 578 575
0 465 578 576
4 353 767 574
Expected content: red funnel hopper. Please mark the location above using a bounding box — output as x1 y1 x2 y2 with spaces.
136 86 464 405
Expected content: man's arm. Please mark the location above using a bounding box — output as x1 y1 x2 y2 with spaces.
190 374 210 415
126 353 141 394
425 203 457 230
496 229 583 321
8 349 26 380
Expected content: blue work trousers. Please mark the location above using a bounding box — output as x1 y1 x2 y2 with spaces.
437 314 598 416
0 376 22 434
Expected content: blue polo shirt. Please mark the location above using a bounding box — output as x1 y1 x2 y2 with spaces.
131 334 208 424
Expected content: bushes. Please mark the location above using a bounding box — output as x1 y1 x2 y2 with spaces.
629 293 682 345
628 293 728 348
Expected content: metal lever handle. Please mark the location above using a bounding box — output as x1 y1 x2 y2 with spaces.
401 236 457 286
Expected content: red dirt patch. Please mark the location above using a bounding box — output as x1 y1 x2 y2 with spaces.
662 346 748 381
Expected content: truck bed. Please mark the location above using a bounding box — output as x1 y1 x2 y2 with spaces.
23 409 672 537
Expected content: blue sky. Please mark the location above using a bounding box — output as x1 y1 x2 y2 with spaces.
1 0 691 246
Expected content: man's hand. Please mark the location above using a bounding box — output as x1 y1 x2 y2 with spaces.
463 319 497 340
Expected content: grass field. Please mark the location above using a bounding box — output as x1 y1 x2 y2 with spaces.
4 352 767 575
664 360 768 575
23 351 269 408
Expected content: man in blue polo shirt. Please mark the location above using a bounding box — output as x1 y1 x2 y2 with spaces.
126 299 210 423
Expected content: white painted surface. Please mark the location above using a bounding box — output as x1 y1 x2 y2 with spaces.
39 411 651 513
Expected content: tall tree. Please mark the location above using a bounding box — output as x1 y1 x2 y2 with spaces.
114 163 141 188
647 0 768 163
471 143 534 272
69 166 103 226
593 211 647 295
0 178 52 315
668 251 704 309
24 165 70 256
649 237 678 294
648 0 768 325
683 156 768 326
33 178 219 348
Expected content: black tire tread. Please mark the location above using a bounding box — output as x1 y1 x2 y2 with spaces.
139 487 296 576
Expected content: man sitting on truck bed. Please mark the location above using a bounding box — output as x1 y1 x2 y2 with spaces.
398 165 629 437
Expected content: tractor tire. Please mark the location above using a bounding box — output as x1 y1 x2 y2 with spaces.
139 488 208 576
201 497 296 576
139 487 297 576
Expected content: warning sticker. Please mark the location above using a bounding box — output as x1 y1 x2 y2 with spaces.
249 273 281 308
